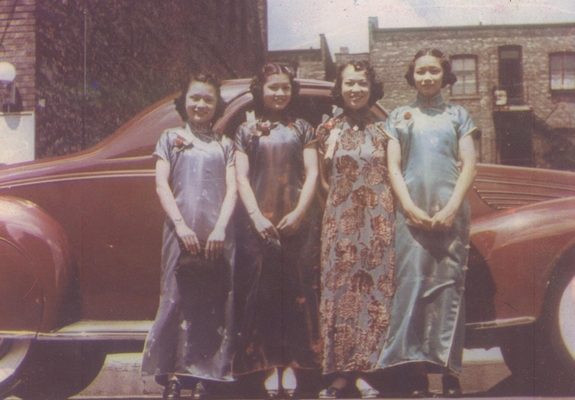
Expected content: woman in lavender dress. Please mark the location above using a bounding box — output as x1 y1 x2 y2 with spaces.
142 72 236 400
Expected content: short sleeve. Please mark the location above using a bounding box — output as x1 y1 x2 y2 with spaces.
153 130 172 162
221 136 235 168
315 117 341 156
456 106 478 140
234 123 251 154
315 120 330 155
293 118 317 148
383 108 401 140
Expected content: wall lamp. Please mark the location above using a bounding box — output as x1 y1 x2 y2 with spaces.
0 61 18 112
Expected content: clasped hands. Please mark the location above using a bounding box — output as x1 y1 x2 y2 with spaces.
252 210 302 243
404 204 457 231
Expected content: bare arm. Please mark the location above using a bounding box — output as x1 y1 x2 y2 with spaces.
205 163 237 260
277 146 319 235
235 150 279 240
387 138 432 229
430 133 477 230
155 158 200 254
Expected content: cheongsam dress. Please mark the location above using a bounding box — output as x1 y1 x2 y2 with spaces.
233 118 322 375
142 125 235 382
317 115 396 374
377 94 477 375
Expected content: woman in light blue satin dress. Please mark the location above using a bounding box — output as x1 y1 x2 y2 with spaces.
378 48 477 397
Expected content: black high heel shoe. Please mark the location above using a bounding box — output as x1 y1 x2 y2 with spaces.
442 374 462 397
319 376 348 399
318 385 345 399
409 373 430 398
163 378 181 400
265 388 281 399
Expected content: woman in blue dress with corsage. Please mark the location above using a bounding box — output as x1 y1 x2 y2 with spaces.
142 72 237 400
378 48 477 397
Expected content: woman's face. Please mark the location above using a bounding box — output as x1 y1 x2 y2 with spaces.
185 81 218 125
341 65 371 111
413 54 444 98
262 73 292 112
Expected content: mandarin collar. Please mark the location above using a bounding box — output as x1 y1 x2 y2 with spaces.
415 93 445 109
185 122 216 142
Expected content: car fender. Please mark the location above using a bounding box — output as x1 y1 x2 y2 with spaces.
0 196 73 334
471 196 575 321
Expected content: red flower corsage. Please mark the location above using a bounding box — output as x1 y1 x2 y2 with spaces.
323 119 336 130
255 120 277 136
173 135 189 152
404 111 412 120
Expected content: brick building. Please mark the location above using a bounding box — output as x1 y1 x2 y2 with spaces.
268 34 336 81
334 47 369 66
367 19 575 168
0 0 267 158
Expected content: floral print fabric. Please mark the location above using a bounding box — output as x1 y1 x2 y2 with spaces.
318 117 395 374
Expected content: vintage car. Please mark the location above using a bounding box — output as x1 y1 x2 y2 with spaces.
0 78 573 398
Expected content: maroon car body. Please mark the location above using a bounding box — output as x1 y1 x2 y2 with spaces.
0 78 574 397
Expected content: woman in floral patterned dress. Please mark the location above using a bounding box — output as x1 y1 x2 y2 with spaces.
233 63 322 398
317 60 395 399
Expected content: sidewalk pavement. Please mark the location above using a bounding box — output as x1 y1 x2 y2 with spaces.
72 348 508 399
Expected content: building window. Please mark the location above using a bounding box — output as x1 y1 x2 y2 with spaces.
451 55 478 96
498 45 523 105
550 52 575 91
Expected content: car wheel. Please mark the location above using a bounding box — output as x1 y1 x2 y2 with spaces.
501 256 575 393
545 261 575 384
0 338 33 395
1 341 107 399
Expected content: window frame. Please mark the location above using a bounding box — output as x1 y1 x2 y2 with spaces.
450 54 479 97
549 51 575 92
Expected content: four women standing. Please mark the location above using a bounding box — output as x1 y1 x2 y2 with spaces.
146 49 477 399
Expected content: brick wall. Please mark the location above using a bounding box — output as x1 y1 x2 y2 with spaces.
0 0 35 111
334 52 370 66
369 23 575 165
269 34 336 81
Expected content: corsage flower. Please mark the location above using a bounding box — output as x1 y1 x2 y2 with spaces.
254 120 278 137
395 109 414 132
172 135 190 153
323 117 342 160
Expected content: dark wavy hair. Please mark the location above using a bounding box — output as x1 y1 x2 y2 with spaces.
250 62 300 115
332 60 384 108
404 48 457 88
174 72 225 122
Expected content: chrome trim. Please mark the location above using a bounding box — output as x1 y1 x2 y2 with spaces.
37 331 148 341
466 317 535 330
0 321 153 341
0 331 36 339
0 170 154 189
